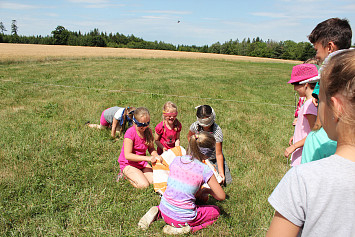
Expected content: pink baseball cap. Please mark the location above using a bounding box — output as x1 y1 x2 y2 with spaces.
288 64 319 84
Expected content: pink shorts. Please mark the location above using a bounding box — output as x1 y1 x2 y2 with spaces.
159 205 220 232
100 109 110 127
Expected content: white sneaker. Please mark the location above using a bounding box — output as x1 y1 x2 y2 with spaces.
138 206 159 230
162 224 191 235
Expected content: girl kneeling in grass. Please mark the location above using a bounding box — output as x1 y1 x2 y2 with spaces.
86 106 136 139
188 105 232 185
138 131 225 235
267 49 355 236
118 107 161 189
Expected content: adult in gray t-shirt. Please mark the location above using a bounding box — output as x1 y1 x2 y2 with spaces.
268 154 355 236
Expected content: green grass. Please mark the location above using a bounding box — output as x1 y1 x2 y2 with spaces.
0 57 297 236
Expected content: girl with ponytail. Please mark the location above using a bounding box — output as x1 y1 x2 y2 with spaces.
138 131 225 234
118 107 161 189
86 106 136 139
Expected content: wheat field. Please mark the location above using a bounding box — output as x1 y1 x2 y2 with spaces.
0 43 301 64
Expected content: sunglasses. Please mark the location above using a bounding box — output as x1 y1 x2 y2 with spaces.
291 82 300 85
133 116 150 127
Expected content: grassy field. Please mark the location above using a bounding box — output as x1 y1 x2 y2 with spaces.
0 50 297 236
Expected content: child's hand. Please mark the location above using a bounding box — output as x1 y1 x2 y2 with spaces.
284 145 296 158
292 118 297 126
156 155 163 163
150 155 163 164
288 136 294 146
220 174 226 184
312 97 319 107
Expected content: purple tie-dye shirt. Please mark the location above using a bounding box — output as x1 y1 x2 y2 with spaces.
159 155 213 222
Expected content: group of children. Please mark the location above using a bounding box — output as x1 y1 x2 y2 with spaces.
85 18 355 236
268 18 355 236
87 103 231 234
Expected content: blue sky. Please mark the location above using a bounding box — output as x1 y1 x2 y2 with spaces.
1 0 354 46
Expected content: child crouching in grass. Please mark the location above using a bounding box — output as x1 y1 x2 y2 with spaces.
138 131 225 235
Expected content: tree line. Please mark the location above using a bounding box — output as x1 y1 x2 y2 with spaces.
1 22 320 61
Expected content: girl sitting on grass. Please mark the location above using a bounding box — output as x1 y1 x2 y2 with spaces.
138 131 226 235
267 49 355 236
155 101 182 155
86 106 136 139
118 107 161 189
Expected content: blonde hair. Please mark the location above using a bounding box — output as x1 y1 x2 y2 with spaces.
321 49 355 137
162 101 180 131
186 131 216 162
134 107 154 147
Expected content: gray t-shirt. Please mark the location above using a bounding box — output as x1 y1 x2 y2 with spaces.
103 106 124 125
268 155 355 236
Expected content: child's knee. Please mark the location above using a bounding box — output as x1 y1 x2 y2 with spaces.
136 182 150 189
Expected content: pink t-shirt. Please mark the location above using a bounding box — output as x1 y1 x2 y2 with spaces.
292 99 317 166
155 120 182 155
118 126 149 171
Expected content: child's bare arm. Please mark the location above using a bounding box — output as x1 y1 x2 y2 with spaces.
305 114 317 130
206 175 225 201
175 132 180 147
284 137 307 158
154 132 165 151
111 118 119 138
266 211 300 237
215 142 225 183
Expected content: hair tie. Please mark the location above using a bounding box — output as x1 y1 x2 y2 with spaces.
194 134 199 140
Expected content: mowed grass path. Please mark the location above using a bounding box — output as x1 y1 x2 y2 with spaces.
1 57 296 236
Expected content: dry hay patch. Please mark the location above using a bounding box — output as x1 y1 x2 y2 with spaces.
0 43 301 64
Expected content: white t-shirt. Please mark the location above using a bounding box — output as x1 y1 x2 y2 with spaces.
268 155 355 236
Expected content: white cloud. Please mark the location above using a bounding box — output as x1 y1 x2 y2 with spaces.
143 10 191 15
130 10 191 15
251 12 287 18
0 2 37 10
85 3 125 8
142 16 168 20
45 13 60 17
67 0 109 3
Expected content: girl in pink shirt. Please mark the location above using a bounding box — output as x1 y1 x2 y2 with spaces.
118 107 162 189
154 101 182 155
284 64 318 166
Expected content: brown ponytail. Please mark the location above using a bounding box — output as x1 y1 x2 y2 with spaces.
186 131 216 162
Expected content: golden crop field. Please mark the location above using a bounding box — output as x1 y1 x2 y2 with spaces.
0 43 301 63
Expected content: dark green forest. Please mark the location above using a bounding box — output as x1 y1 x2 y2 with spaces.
1 22 318 61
